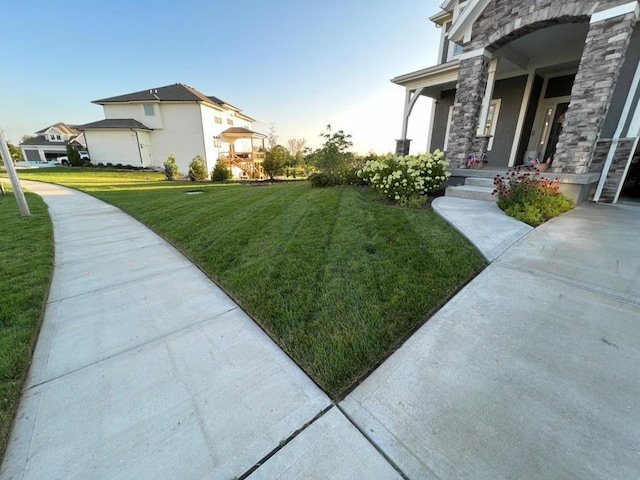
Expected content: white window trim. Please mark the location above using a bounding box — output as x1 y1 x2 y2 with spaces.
444 105 455 151
485 99 501 151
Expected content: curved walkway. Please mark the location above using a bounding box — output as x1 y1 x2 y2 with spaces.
1 182 400 480
3 182 640 479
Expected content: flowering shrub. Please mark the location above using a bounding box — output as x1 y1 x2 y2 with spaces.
357 150 450 207
493 168 574 226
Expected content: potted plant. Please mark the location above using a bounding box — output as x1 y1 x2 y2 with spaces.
466 154 487 169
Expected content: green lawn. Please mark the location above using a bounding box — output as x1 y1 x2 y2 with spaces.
11 168 486 398
0 183 53 455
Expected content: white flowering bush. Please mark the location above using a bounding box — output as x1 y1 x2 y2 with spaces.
357 150 450 207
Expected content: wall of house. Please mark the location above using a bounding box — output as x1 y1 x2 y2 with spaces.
487 75 528 167
431 90 456 152
147 103 206 174
84 130 141 166
200 104 226 173
103 103 164 129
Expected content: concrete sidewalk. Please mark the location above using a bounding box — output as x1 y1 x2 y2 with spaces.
4 181 640 479
341 201 640 479
1 182 401 480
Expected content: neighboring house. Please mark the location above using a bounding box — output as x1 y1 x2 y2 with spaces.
20 123 86 162
393 0 640 203
77 83 265 178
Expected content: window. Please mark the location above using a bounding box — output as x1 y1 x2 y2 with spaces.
143 104 155 116
56 135 61 140
215 116 222 124
483 99 501 151
49 134 55 140
227 118 234 126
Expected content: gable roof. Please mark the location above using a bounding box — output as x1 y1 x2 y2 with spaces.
35 122 81 137
75 119 152 130
93 83 236 109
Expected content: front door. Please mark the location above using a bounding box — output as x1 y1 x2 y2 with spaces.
528 96 571 163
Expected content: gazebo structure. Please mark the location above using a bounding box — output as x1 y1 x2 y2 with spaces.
217 127 267 179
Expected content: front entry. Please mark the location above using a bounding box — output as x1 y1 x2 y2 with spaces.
529 97 571 163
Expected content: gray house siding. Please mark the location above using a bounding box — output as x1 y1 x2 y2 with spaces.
431 90 456 152
487 75 528 167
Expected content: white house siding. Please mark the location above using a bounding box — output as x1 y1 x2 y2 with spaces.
84 130 142 166
147 103 207 174
200 103 225 172
104 103 164 130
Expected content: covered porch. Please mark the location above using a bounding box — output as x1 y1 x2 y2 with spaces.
217 127 266 180
394 4 640 203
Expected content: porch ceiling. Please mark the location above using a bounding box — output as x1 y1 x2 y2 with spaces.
496 22 590 77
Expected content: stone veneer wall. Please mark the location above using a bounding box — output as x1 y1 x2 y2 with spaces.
468 1 628 51
589 140 612 174
446 55 490 167
552 11 637 174
594 139 636 202
445 0 637 174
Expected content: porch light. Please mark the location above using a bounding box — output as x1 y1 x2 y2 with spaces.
214 135 221 148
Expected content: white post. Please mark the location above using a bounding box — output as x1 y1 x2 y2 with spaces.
476 58 499 136
0 128 31 216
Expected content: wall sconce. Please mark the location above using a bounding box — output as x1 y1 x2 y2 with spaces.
214 136 221 148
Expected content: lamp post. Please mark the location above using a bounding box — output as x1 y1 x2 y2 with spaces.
0 128 30 216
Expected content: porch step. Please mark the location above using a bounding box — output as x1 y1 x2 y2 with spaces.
465 177 495 188
445 185 496 202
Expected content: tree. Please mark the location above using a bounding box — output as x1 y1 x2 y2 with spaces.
67 144 83 167
188 156 208 181
0 142 23 164
263 145 289 180
267 123 278 151
312 125 353 174
164 154 179 180
211 160 232 181
286 138 307 167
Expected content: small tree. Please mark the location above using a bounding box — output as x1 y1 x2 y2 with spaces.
188 155 207 181
211 160 232 181
312 125 353 174
67 144 83 167
263 145 289 180
164 154 179 180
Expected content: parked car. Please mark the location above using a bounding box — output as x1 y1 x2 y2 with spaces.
56 151 90 165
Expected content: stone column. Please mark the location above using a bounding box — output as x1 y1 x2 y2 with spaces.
395 139 412 156
447 53 490 168
552 10 637 174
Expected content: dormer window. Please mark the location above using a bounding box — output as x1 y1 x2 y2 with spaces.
56 134 61 140
144 104 155 116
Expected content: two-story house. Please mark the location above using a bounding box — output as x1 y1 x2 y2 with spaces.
78 83 265 178
393 0 640 203
20 123 86 162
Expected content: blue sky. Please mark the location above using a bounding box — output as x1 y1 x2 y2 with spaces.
1 0 442 154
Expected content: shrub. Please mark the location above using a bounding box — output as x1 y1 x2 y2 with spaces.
163 155 179 181
493 169 574 226
188 155 208 181
308 172 341 187
357 150 450 207
211 160 232 181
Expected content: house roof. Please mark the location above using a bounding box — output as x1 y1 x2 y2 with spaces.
92 83 256 121
75 119 152 130
220 127 266 139
34 122 81 136
20 137 71 147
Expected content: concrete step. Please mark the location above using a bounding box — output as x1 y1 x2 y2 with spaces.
445 185 496 202
465 177 495 188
